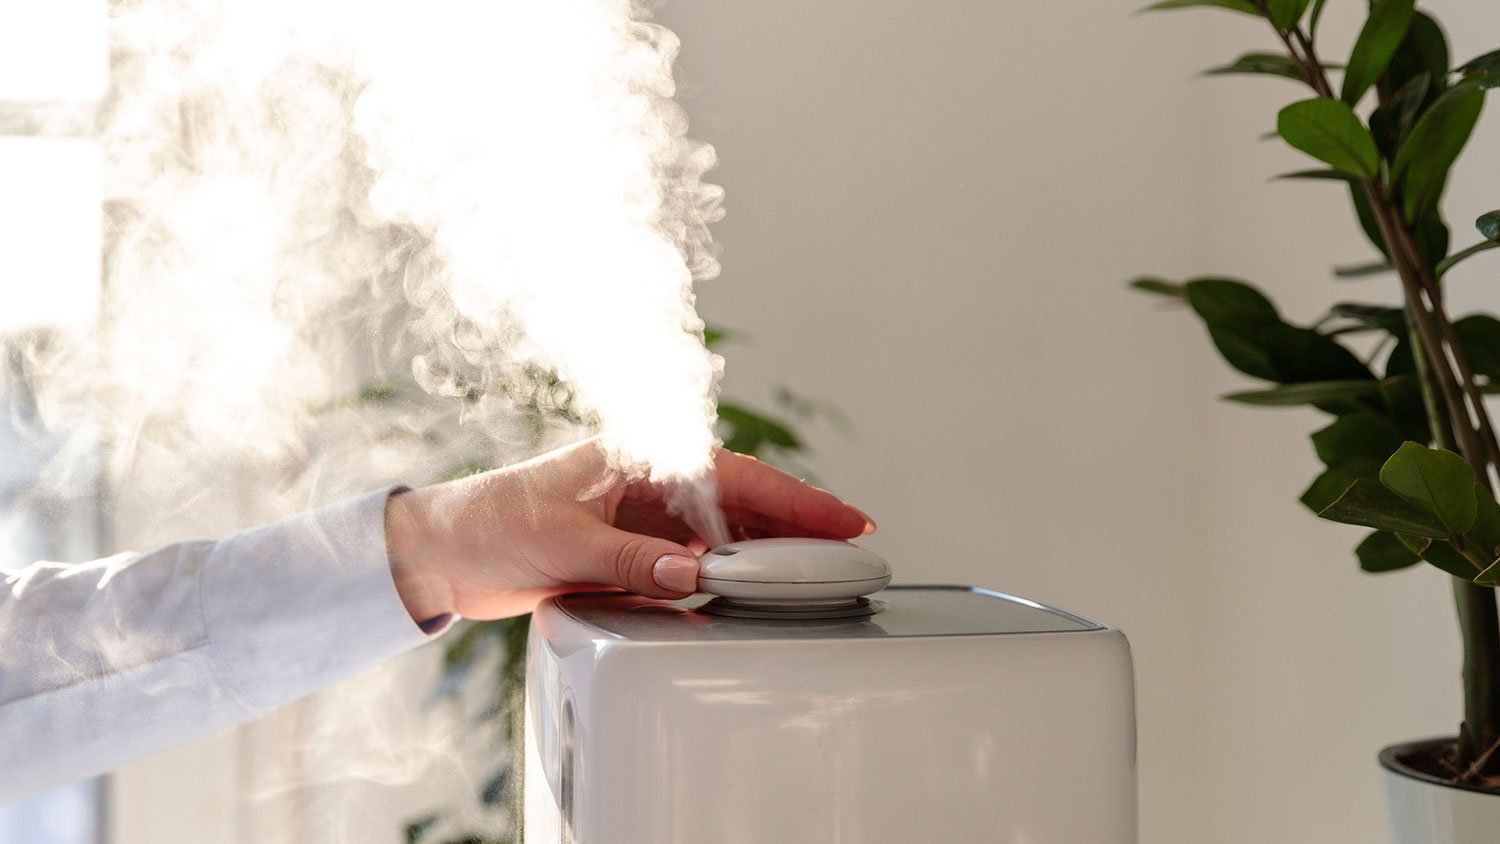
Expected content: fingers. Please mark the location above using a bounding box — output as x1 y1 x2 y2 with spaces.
719 505 864 540
583 526 700 599
714 450 872 538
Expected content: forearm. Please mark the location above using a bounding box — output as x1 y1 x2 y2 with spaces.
0 488 444 802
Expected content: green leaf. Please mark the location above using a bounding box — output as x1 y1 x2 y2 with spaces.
1334 260 1394 278
1266 0 1311 30
1278 98 1381 178
1379 375 1431 443
1474 490 1500 582
1465 484 1500 568
1181 279 1372 385
1351 183 1390 257
1203 319 1277 380
1453 315 1500 381
1386 331 1415 370
1138 0 1259 14
481 768 511 806
1389 73 1431 145
1385 13 1450 103
1328 302 1404 333
1224 380 1382 407
702 326 730 347
1273 168 1357 182
1379 442 1478 535
1479 211 1500 242
1386 341 1418 388
1303 468 1359 512
1477 562 1500 587
1437 241 1500 277
1392 81 1485 221
1204 52 1305 81
1184 279 1283 380
1398 533 1480 578
1458 48 1500 89
1183 278 1280 324
358 381 402 403
1128 277 1186 298
1260 323 1373 384
437 460 492 483
1369 73 1431 160
718 402 802 456
1341 0 1416 104
1357 530 1422 572
1312 412 1409 477
1414 213 1451 272
406 814 441 844
1319 479 1449 538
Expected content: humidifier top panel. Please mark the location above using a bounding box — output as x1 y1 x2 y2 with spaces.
556 585 1103 642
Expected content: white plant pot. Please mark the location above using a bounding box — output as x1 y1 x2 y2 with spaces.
1381 739 1500 844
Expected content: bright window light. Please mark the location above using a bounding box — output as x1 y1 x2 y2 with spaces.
0 781 101 844
0 137 101 333
0 1 107 102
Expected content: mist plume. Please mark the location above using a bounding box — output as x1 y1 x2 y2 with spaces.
4 0 731 835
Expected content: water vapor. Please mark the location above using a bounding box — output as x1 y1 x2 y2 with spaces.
3 0 731 835
14 0 728 521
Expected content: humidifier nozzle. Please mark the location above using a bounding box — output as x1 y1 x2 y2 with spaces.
695 538 892 620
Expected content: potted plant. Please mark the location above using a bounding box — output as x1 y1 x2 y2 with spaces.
1132 1 1500 840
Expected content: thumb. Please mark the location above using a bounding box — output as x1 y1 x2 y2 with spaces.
586 527 700 599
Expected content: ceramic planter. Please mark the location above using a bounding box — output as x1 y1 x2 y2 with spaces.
1381 739 1500 844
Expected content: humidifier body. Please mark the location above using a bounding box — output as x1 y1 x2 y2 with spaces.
524 584 1137 843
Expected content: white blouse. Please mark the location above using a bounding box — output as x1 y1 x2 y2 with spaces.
0 488 450 803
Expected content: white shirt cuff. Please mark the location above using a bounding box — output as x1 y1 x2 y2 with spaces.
199 486 451 714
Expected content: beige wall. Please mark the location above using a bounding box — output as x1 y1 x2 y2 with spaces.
664 1 1500 842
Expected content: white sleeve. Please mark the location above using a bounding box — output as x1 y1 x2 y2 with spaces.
0 487 451 803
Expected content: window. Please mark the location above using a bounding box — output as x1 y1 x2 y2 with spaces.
0 2 108 842
0 781 102 844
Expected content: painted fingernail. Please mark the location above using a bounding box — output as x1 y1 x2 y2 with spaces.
653 554 699 593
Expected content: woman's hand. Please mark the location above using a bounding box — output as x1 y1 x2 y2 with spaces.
383 438 874 623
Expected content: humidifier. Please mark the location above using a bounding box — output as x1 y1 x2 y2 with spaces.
524 538 1137 843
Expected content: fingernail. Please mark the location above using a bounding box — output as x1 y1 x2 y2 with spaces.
653 554 700 593
862 521 876 536
853 507 877 533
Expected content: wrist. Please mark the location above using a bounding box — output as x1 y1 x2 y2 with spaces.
384 487 457 625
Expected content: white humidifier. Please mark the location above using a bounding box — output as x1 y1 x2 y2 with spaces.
524 538 1137 843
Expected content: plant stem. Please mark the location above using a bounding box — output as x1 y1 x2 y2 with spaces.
1386 222 1500 475
1364 186 1486 463
1270 14 1500 775
1454 579 1500 765
1408 320 1500 765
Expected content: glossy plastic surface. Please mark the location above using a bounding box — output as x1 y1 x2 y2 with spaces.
526 585 1137 844
696 538 892 603
559 585 1100 641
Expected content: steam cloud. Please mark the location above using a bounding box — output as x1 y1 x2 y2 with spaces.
13 0 730 536
3 0 732 833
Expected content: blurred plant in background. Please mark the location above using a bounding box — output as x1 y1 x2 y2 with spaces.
1133 0 1500 784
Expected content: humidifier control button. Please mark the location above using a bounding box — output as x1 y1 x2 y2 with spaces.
696 538 892 619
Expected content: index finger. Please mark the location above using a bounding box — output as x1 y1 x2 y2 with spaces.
712 450 872 539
